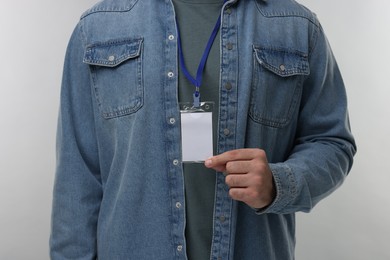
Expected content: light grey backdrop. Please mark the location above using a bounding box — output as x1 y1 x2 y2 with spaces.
0 0 389 259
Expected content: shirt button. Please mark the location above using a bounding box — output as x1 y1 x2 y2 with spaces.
173 159 179 166
175 202 182 208
177 245 183 252
168 34 175 40
279 64 286 71
223 128 230 136
219 215 226 222
169 118 176 124
168 71 174 78
226 8 232 14
226 42 233 50
224 82 232 90
108 55 115 62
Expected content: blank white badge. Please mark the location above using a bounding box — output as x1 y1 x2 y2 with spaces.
181 111 213 162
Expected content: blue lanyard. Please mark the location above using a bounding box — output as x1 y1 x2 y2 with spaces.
176 0 226 107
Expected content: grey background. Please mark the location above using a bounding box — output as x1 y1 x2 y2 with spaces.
0 0 389 259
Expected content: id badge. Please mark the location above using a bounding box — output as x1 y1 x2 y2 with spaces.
180 102 214 162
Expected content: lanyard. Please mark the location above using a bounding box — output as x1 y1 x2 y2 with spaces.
176 0 227 107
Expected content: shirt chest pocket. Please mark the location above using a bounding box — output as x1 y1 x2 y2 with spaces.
83 37 144 119
250 46 309 128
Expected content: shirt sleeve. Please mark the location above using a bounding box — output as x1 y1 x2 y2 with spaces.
50 22 102 260
259 22 356 215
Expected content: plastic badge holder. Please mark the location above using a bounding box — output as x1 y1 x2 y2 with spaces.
180 102 214 163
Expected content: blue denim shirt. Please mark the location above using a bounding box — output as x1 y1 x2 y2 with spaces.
50 0 356 259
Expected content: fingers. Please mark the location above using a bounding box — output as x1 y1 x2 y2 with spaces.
224 164 265 189
204 148 275 209
229 188 261 205
225 160 251 174
227 172 275 209
225 172 251 188
204 148 267 172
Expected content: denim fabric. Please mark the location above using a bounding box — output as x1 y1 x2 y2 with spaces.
50 0 356 259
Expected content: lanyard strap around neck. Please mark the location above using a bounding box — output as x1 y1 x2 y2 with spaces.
176 0 226 107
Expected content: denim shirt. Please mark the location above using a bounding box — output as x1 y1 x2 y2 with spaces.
50 0 356 259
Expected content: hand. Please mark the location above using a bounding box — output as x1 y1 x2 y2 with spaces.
204 149 276 209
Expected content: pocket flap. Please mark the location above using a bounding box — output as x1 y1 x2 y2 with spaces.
84 38 143 67
253 46 309 77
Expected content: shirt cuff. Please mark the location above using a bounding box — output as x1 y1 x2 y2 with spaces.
254 163 297 215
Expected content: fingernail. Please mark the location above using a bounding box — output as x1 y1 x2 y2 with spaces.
205 159 212 167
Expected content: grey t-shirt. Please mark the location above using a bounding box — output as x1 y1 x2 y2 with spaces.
173 0 223 259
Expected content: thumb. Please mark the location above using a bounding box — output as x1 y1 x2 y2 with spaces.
204 156 226 172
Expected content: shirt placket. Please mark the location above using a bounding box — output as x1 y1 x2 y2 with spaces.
165 2 187 259
211 4 238 260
